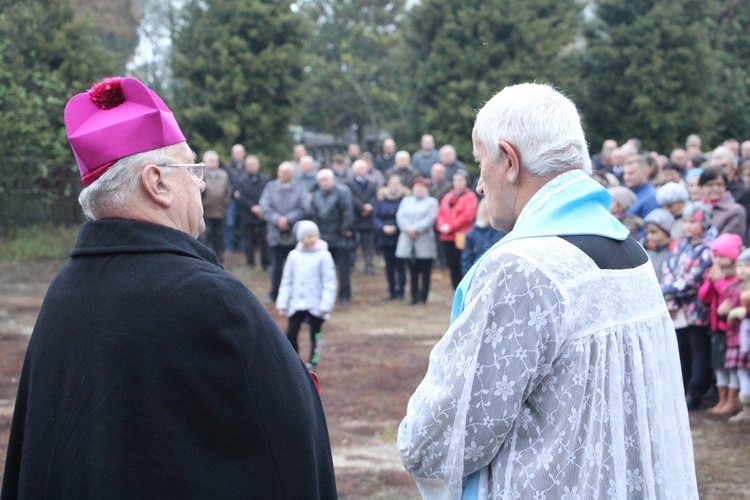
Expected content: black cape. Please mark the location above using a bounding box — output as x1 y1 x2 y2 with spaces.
1 219 337 499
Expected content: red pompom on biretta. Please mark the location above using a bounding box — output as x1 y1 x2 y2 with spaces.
87 77 126 110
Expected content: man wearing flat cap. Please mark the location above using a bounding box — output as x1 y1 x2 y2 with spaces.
1 77 337 498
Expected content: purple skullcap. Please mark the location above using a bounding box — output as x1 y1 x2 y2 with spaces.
65 77 186 186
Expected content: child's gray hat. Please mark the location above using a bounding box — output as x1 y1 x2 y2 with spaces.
643 208 675 235
293 220 319 241
682 200 713 230
608 186 637 210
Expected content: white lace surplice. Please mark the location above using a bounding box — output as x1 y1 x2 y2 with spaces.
398 237 698 499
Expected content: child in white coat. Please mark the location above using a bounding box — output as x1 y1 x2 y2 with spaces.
277 220 337 371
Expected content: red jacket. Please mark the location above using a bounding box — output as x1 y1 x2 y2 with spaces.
436 189 478 242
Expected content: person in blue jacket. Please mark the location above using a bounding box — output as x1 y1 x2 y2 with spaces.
461 198 506 276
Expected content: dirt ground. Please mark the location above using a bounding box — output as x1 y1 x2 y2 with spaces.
0 255 749 498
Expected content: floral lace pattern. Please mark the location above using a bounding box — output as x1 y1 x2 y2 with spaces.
398 237 697 499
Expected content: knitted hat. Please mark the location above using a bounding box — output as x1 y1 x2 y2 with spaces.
608 186 637 210
656 182 689 205
65 77 186 187
682 200 713 229
293 220 319 241
710 233 743 261
737 248 750 263
412 176 428 188
643 208 675 236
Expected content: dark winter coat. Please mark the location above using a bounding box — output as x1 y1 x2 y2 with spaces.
443 160 467 183
374 153 395 174
460 224 506 275
235 170 271 226
1 219 337 499
224 159 244 188
428 178 452 204
345 177 378 231
373 196 403 249
311 184 355 249
384 165 420 191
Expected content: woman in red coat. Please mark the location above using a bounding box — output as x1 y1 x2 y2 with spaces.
437 170 478 288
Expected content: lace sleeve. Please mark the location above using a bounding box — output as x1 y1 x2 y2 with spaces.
398 250 565 493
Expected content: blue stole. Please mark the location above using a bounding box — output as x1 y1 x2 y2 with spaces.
457 169 628 498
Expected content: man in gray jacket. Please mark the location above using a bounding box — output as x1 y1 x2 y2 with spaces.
260 162 310 303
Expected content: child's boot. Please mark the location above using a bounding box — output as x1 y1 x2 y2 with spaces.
715 387 741 417
728 393 750 424
707 386 728 414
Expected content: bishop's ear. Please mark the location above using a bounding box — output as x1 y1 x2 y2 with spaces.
141 164 174 208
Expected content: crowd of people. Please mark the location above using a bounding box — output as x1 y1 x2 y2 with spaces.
201 134 750 423
197 137 514 372
591 136 750 423
3 74 712 498
198 136 507 311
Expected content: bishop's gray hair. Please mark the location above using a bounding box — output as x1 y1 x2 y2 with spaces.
78 147 173 220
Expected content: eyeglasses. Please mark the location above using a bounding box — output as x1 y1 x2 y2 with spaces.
703 181 726 189
156 163 205 181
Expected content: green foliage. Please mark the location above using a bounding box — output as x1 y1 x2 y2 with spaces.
398 0 584 172
126 0 182 100
297 0 407 145
0 224 79 262
582 0 716 153
706 0 750 142
0 0 117 231
172 0 308 168
73 0 142 73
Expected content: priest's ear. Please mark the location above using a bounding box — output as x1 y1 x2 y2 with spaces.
499 140 521 183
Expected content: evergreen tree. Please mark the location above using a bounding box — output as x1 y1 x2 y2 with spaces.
297 0 407 146
73 0 142 73
0 0 116 231
706 0 750 143
172 0 307 166
128 0 182 100
397 0 584 171
582 0 715 153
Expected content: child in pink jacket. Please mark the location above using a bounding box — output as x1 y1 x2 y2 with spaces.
698 232 743 415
